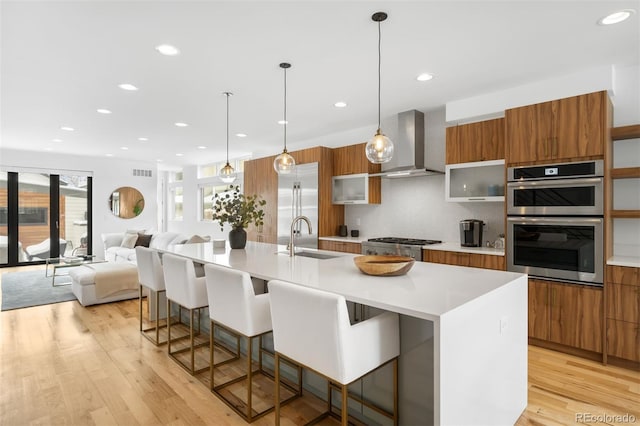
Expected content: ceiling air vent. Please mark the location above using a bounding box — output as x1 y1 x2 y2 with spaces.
133 169 153 177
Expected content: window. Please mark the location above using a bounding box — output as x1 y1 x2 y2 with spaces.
200 184 236 221
199 165 217 179
0 207 48 225
170 186 183 221
169 171 183 183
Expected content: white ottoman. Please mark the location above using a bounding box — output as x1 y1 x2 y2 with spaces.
69 263 140 306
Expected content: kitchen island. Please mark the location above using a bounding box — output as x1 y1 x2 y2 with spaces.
161 241 527 426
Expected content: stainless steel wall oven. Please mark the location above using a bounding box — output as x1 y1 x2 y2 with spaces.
506 160 604 286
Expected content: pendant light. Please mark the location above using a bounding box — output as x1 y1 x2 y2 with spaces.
219 91 236 183
273 62 296 174
365 11 394 164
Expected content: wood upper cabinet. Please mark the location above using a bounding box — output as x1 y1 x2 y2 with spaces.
244 146 344 243
605 265 640 362
445 118 505 164
505 91 610 165
528 279 603 354
422 249 505 270
332 143 381 204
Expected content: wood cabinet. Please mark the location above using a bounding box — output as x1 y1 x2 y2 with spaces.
605 265 640 362
505 91 610 165
422 249 505 270
318 240 361 254
332 143 381 204
244 147 344 243
446 118 505 164
527 279 603 353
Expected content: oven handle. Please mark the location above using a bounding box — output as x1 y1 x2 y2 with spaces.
507 177 603 188
507 216 603 225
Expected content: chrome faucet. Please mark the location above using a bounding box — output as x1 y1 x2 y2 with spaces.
289 215 312 256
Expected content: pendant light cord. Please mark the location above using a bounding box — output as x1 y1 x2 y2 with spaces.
283 66 288 151
377 19 381 131
225 92 230 163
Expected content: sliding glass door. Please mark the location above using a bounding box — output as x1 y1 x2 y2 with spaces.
0 170 91 267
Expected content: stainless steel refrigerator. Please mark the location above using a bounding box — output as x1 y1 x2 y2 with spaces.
277 162 318 249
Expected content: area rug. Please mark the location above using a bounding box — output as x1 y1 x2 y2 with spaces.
1 270 76 311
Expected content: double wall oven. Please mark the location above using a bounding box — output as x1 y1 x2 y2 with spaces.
506 160 604 286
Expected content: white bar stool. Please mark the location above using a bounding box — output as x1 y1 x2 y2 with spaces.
203 264 300 422
135 246 167 345
162 253 209 375
268 280 400 426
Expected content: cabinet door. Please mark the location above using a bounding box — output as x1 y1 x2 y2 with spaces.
505 103 551 164
480 118 505 161
244 156 278 243
554 92 605 160
468 253 506 270
606 319 640 362
606 283 640 323
528 280 549 340
549 283 603 352
446 125 482 164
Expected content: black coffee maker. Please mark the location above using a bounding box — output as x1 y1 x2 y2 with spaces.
459 219 483 247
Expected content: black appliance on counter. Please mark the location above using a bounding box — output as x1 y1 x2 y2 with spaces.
361 237 442 261
459 219 484 247
506 160 604 286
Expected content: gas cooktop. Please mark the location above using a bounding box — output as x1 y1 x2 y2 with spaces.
366 237 442 246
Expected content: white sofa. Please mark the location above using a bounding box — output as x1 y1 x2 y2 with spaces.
101 232 188 264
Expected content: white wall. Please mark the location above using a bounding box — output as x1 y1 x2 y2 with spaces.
0 148 158 258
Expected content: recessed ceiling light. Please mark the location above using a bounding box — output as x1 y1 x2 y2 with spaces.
118 83 138 91
197 146 207 150
120 146 129 150
174 122 188 127
176 153 184 157
278 120 288 125
156 44 180 56
105 153 114 157
417 73 434 81
334 101 347 108
60 126 74 131
138 137 148 141
52 138 62 142
236 133 247 138
97 108 112 114
598 9 635 25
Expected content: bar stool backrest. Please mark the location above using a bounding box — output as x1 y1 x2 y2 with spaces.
162 253 206 309
204 263 271 336
136 246 165 292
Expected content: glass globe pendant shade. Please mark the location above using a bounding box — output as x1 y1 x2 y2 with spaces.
365 128 394 163
219 162 236 183
273 149 296 174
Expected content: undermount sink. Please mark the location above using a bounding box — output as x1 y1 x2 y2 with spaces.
276 250 340 260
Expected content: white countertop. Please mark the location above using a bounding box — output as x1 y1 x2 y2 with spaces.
320 237 505 256
607 256 640 268
162 241 523 321
423 241 505 256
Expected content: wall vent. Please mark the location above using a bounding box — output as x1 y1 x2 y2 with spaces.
133 169 153 177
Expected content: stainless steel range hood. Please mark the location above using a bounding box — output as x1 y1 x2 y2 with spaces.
369 109 444 178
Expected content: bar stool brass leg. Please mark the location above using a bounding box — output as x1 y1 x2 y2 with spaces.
341 383 348 426
167 299 172 355
393 358 399 426
247 336 253 421
139 285 144 332
190 308 195 373
275 352 281 426
210 320 215 390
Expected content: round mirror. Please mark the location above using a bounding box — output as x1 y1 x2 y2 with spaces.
109 187 145 219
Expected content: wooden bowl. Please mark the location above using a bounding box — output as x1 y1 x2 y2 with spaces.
353 255 415 276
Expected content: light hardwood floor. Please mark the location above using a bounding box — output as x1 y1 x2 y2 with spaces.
1 266 638 425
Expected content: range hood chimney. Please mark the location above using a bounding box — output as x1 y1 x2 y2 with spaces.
370 109 443 178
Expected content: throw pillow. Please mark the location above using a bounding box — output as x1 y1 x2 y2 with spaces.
120 233 138 249
135 233 153 248
185 234 210 244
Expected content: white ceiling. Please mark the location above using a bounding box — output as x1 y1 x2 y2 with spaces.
1 1 638 168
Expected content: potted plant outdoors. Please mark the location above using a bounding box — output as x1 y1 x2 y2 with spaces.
211 185 266 249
